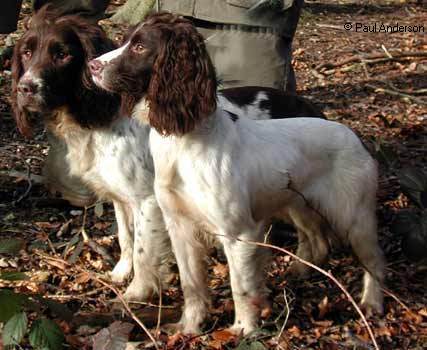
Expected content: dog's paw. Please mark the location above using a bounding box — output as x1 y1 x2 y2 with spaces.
163 321 201 335
360 298 384 317
109 259 133 283
122 283 155 303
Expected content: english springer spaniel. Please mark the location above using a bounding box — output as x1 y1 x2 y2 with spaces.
11 7 324 303
91 12 385 334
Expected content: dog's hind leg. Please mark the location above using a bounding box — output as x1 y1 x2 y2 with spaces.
284 202 329 277
348 207 385 315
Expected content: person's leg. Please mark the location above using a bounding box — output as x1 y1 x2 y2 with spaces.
0 0 22 34
200 26 286 90
33 0 109 21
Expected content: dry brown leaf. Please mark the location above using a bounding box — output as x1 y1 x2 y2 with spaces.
75 272 91 284
213 263 228 278
287 325 301 338
211 329 236 342
403 310 423 324
418 308 427 318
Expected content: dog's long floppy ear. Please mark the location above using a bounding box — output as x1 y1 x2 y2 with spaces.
148 21 217 136
58 15 121 126
11 41 32 137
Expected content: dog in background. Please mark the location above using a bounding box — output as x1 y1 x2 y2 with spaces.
10 6 169 301
90 12 385 334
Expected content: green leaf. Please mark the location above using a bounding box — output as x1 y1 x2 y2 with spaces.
2 312 28 346
0 238 24 255
0 271 29 281
0 290 28 322
29 318 64 350
235 340 267 350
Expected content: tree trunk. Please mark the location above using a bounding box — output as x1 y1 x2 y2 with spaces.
111 0 156 25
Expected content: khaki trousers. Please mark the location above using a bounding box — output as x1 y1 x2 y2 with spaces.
199 26 292 90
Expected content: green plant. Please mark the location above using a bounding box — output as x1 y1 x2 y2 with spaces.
0 238 70 349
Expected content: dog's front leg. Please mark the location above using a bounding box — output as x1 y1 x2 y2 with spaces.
220 228 270 335
156 187 209 334
123 196 172 302
110 200 134 283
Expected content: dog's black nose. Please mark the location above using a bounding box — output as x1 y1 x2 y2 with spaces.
18 78 39 96
89 59 104 76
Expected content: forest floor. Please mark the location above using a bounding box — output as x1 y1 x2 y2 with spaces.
0 1 426 349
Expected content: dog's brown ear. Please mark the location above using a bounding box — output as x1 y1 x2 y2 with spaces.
147 19 217 136
10 42 32 137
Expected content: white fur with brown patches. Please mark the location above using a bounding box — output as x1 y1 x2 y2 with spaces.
49 109 173 301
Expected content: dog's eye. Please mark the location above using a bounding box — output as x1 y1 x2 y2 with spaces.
132 43 145 54
22 49 32 60
55 51 69 60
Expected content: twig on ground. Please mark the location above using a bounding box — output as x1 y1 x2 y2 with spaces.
127 300 175 309
381 45 393 59
382 288 411 312
156 275 162 338
45 286 108 299
276 288 291 341
315 23 345 30
264 224 273 244
366 84 427 105
316 50 427 71
81 206 90 242
14 162 32 204
385 81 427 96
0 170 44 184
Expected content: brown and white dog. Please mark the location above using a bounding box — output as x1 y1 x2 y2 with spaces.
11 7 325 303
91 12 385 334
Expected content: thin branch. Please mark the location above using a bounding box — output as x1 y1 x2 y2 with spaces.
14 162 33 204
382 288 411 312
276 288 291 341
381 45 393 59
316 50 427 70
366 83 427 105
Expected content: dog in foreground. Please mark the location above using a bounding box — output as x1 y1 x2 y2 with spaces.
91 12 387 334
11 7 324 303
91 12 385 334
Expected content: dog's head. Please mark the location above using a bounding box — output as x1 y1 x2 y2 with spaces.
11 5 120 137
90 12 217 136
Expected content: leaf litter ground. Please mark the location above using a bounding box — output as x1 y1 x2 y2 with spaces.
0 1 426 349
